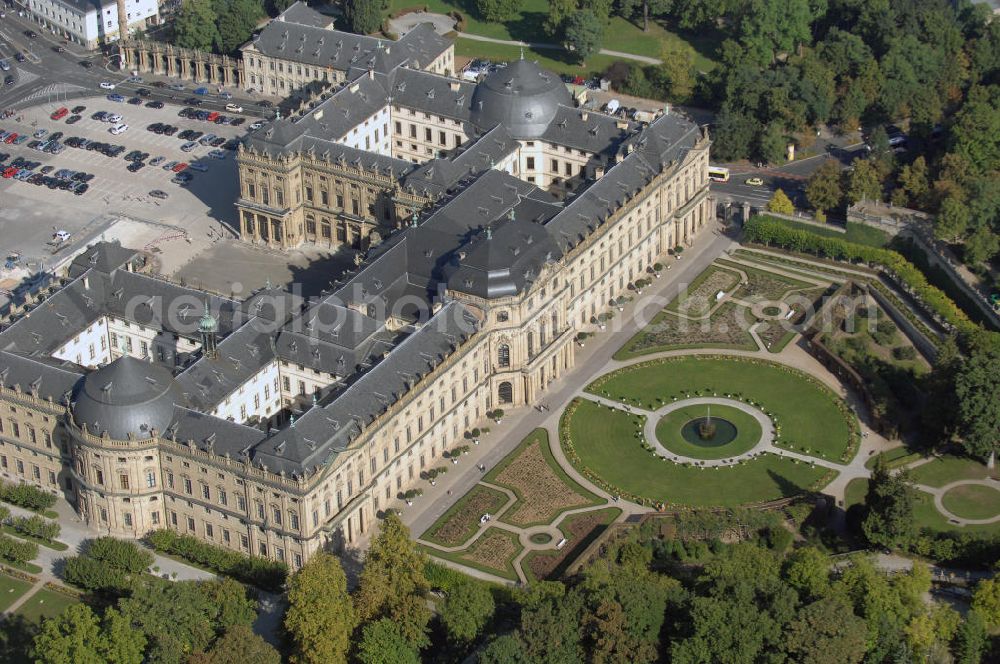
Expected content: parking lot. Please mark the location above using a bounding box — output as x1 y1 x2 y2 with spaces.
0 94 247 276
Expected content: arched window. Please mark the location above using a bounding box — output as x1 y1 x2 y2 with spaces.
498 382 513 404
497 344 510 368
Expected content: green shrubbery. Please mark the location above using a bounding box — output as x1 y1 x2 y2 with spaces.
0 533 38 565
870 320 899 346
0 481 57 512
8 514 60 542
87 536 154 574
744 216 975 335
63 555 131 593
147 529 287 591
893 346 918 361
63 537 153 593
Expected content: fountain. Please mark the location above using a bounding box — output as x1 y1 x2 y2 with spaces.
698 405 717 439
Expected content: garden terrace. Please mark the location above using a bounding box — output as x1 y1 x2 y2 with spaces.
420 485 510 548
484 430 602 528
523 507 622 581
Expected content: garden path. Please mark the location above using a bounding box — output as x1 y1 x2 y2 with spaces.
920 478 1000 526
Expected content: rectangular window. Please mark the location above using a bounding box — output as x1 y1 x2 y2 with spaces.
187 517 195 532
273 507 282 525
119 474 129 490
241 534 250 550
146 471 156 488
151 511 160 525
167 471 174 489
223 529 231 544
170 511 177 526
124 513 132 527
202 484 210 500
219 490 227 506
206 523 214 538
184 478 192 494
290 512 299 530
237 495 246 512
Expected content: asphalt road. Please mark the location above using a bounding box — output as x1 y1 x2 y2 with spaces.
0 9 276 117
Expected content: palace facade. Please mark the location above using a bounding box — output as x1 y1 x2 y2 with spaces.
0 31 711 571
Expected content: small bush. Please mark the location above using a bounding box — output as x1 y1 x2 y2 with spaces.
86 537 153 574
9 515 60 542
146 529 287 591
0 533 37 565
0 481 57 512
892 346 917 361
870 320 898 346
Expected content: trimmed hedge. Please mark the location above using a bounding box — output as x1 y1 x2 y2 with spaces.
8 515 60 543
86 537 153 574
147 529 287 591
63 555 131 593
0 481 57 512
0 533 37 565
744 216 976 335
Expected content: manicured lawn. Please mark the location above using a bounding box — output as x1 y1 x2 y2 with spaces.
864 446 924 470
454 40 622 78
588 356 857 463
844 478 869 509
0 573 34 613
484 429 602 527
941 485 1000 521
14 587 78 624
653 403 763 460
908 456 996 488
563 400 829 507
388 0 720 69
750 215 891 248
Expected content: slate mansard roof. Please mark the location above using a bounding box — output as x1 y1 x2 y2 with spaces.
246 9 451 76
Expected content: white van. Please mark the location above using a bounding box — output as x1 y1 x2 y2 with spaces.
225 103 243 113
109 124 128 135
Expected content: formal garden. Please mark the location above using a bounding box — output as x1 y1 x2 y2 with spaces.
615 258 829 358
417 430 619 582
561 399 832 508
653 402 764 460
589 355 859 463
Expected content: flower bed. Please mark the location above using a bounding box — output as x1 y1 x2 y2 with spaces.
486 430 601 527
459 528 522 579
420 485 509 547
524 507 622 581
617 302 758 358
664 266 741 316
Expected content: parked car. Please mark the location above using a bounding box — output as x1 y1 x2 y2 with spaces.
99 81 116 90
107 93 125 103
188 162 208 172
149 189 169 199
162 160 178 170
145 101 164 109
109 124 128 135
32 129 48 139
225 103 243 113
194 87 209 95
3 75 14 86
65 115 81 125
180 141 197 152
50 107 69 120
127 97 143 105
71 105 86 114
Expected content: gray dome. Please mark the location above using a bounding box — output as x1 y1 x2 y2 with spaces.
72 356 185 440
470 59 573 139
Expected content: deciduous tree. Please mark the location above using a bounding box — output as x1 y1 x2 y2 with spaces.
356 619 420 664
354 513 431 649
190 625 281 664
862 458 917 549
440 580 495 645
564 11 603 64
768 189 794 214
345 0 383 35
846 159 882 204
32 604 107 664
473 0 522 22
806 159 843 213
784 595 867 664
284 552 354 664
173 0 221 52
955 335 1000 461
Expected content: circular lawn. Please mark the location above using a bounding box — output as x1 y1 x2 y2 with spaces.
941 484 1000 521
654 403 762 460
562 399 829 507
588 355 856 463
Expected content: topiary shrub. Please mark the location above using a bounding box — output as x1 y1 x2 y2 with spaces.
146 529 287 591
0 481 57 512
86 537 153 574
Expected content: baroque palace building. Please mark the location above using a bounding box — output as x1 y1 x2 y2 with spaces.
0 28 711 570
